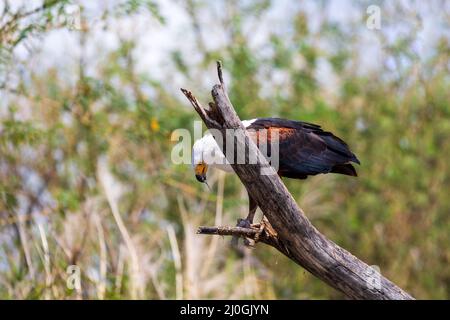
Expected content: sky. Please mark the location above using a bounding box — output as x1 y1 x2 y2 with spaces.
1 0 449 106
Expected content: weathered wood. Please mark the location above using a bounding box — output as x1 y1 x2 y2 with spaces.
182 61 414 300
198 218 298 261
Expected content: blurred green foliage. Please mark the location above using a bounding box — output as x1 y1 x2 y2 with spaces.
0 1 449 299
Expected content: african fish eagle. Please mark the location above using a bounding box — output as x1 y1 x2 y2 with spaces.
192 117 360 229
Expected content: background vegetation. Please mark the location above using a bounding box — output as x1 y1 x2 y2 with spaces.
0 0 449 299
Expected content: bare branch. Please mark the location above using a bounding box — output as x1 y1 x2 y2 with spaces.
216 60 225 88
180 88 221 129
198 225 258 237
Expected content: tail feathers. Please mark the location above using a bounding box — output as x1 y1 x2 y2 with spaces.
351 154 361 165
331 163 357 177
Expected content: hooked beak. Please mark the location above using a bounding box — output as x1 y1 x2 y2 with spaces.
195 174 206 183
194 163 208 183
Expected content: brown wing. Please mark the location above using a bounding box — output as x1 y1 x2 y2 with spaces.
246 118 359 179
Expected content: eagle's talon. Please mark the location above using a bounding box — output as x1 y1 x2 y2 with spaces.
236 218 252 229
230 218 253 247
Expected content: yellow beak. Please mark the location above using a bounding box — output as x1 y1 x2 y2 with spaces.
195 163 208 183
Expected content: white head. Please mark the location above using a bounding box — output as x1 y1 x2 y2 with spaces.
192 134 230 183
191 119 256 183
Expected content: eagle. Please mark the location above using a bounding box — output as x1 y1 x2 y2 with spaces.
192 117 360 229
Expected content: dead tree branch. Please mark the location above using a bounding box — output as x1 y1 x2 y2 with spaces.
181 61 414 300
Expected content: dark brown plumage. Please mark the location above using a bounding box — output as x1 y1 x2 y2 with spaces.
246 118 360 180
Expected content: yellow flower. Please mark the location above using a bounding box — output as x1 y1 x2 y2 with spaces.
150 117 160 132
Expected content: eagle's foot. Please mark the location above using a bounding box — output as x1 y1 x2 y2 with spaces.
231 218 253 247
236 217 252 229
